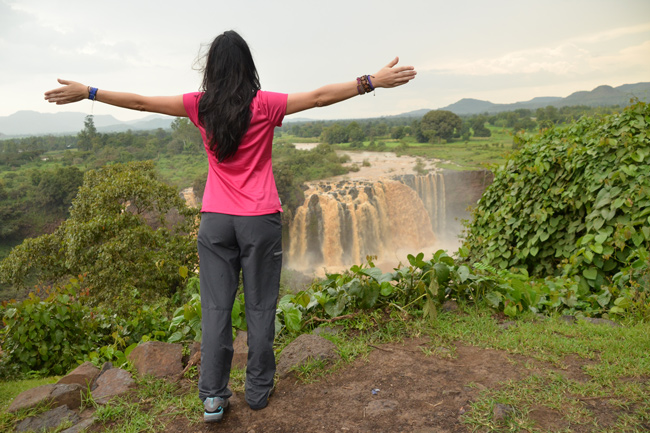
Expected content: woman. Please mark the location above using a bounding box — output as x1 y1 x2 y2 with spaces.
44 30 416 422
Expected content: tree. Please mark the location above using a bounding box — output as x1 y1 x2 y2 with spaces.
320 123 348 144
420 110 462 143
171 118 203 154
77 115 100 151
471 115 492 137
36 166 84 211
390 126 406 140
0 161 200 310
410 120 427 143
346 121 365 144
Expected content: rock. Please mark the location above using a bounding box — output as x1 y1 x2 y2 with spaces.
92 362 113 390
92 368 135 405
7 384 56 413
442 300 459 312
127 341 183 379
189 341 201 361
365 400 399 416
232 330 248 369
493 403 515 421
51 383 86 410
8 383 86 413
16 405 79 433
60 417 96 433
276 334 340 378
58 362 101 388
560 315 576 324
581 317 621 327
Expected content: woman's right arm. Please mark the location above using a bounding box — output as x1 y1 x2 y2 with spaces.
286 57 416 115
44 79 187 117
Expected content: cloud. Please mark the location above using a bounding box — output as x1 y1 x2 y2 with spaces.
426 23 650 78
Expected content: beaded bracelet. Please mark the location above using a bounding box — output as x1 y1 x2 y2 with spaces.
356 77 365 95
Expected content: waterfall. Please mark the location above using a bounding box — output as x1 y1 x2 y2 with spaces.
287 174 448 271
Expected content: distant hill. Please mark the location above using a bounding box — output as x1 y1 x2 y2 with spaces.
0 111 173 137
437 82 650 115
2 82 648 135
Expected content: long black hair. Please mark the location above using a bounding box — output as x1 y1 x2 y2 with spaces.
198 30 260 162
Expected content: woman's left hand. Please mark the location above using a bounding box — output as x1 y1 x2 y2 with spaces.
371 57 417 89
44 79 89 105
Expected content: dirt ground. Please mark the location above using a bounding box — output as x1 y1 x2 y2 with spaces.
148 336 632 433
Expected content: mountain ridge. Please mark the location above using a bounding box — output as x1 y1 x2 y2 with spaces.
1 82 648 136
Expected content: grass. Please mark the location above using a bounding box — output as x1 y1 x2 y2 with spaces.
2 306 648 432
281 126 517 171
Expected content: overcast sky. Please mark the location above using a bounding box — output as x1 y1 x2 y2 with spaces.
1 0 648 121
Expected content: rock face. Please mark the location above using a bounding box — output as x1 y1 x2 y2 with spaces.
92 367 135 405
276 334 340 378
57 362 101 388
127 341 183 379
15 405 80 433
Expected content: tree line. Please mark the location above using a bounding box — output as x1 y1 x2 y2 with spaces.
279 104 624 145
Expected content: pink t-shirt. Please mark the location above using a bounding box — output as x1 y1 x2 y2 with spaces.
183 91 287 215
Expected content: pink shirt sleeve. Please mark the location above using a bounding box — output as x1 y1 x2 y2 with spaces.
257 91 287 127
183 92 202 127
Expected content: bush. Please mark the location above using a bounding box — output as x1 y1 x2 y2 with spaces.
0 277 111 376
0 161 200 310
463 102 650 290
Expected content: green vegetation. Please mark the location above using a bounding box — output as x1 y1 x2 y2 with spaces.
1 102 648 431
3 306 648 432
0 161 200 307
464 102 650 318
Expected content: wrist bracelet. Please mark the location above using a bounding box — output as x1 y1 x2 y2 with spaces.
88 87 98 101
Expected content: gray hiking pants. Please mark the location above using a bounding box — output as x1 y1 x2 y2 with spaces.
197 212 282 409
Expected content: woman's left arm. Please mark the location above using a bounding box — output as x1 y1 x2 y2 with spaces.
44 79 187 117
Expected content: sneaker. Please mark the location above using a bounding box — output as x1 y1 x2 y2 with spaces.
249 385 275 411
204 397 229 423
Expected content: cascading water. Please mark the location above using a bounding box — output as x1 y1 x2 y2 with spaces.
287 172 450 271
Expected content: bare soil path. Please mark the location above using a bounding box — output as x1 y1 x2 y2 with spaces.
154 337 606 433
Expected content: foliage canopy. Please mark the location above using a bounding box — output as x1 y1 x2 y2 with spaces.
0 161 200 308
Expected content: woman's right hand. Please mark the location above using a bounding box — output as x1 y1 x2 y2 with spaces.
371 57 417 89
44 79 89 105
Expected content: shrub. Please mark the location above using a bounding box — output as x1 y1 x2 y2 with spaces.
0 161 200 310
463 102 650 291
0 277 112 376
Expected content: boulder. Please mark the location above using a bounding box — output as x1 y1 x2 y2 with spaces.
60 417 96 433
92 368 135 405
7 383 86 413
232 330 248 369
7 384 56 413
276 334 339 378
127 341 183 379
50 383 86 410
15 405 79 433
57 361 101 388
